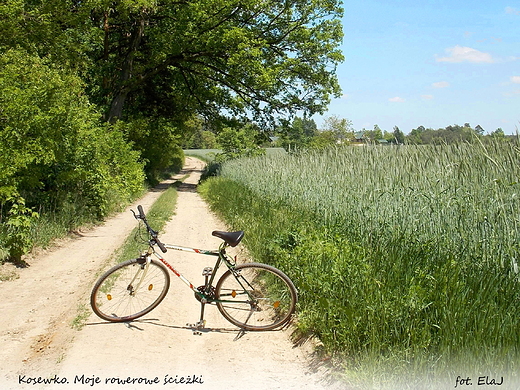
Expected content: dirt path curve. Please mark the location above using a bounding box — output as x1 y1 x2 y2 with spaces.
1 157 338 390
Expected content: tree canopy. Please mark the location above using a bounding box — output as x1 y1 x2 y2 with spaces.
6 0 343 126
93 0 344 125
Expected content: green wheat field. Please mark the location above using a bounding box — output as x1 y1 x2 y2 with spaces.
199 141 520 390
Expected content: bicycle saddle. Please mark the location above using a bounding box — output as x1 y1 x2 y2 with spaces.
212 230 244 247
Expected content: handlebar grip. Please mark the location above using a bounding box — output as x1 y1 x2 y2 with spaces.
137 205 145 219
156 238 167 253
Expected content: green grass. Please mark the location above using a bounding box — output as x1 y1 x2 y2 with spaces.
112 183 179 265
71 303 91 330
199 142 520 389
184 147 286 162
71 181 180 331
184 149 221 162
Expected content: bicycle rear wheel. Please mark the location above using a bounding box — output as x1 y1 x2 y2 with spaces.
91 258 170 322
215 263 297 331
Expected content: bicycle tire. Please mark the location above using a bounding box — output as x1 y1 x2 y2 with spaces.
215 263 297 331
91 258 170 322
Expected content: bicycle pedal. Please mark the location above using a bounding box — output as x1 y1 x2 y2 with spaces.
202 267 213 276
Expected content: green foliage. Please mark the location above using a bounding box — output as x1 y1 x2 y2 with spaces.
0 49 145 261
276 114 356 150
307 115 354 149
0 0 344 261
215 125 265 162
0 0 96 73
407 124 481 144
68 124 145 217
278 115 319 151
1 197 39 263
81 0 344 124
200 143 520 388
115 118 185 185
392 125 405 144
182 116 218 149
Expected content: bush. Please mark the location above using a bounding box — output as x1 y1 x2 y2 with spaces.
0 49 145 261
117 118 185 185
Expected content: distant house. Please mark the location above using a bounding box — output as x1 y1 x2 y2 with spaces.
351 132 390 145
352 131 367 143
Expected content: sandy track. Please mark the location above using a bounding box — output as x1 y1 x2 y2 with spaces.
0 157 338 390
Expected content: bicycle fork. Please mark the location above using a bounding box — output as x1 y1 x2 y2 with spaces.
128 257 152 296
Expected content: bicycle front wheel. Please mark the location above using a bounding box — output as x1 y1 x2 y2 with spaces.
91 258 170 322
215 263 297 331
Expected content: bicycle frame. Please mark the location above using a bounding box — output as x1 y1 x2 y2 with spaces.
135 240 252 332
141 239 249 308
127 206 265 332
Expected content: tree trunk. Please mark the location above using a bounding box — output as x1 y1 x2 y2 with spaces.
107 13 146 123
108 89 129 124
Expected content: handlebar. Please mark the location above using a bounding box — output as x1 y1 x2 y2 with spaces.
133 205 168 253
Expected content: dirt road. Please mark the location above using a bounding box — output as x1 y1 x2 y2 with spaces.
0 157 339 390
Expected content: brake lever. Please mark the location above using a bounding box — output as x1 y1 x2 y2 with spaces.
131 209 139 219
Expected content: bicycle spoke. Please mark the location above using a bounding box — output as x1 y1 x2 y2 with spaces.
215 263 297 331
91 259 170 322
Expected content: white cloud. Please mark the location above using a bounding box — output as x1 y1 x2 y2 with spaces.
389 97 405 102
432 81 450 88
511 76 520 84
436 45 494 63
506 6 520 15
421 94 434 100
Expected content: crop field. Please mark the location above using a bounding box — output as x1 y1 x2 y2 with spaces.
184 147 286 161
199 141 520 389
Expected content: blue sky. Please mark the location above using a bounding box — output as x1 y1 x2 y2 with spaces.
314 1 520 135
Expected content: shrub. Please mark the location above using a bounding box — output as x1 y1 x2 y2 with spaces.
117 118 185 185
0 49 145 261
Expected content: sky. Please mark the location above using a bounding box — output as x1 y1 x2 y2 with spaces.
314 1 520 135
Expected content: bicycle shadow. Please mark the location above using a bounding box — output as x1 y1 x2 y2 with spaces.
86 318 285 341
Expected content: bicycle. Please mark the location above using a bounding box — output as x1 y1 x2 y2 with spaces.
90 205 297 333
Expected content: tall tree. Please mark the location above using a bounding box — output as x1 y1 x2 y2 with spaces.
392 126 405 144
321 115 353 144
82 0 344 124
278 115 318 150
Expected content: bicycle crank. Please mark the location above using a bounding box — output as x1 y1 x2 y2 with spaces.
195 285 215 301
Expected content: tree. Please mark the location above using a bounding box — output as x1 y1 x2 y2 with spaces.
80 0 344 125
407 126 427 144
320 115 354 144
392 126 405 144
475 125 485 135
3 1 343 125
278 115 318 151
365 124 383 141
215 124 265 161
489 128 506 141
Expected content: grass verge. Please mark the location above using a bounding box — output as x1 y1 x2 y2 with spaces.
112 183 179 265
70 181 180 331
